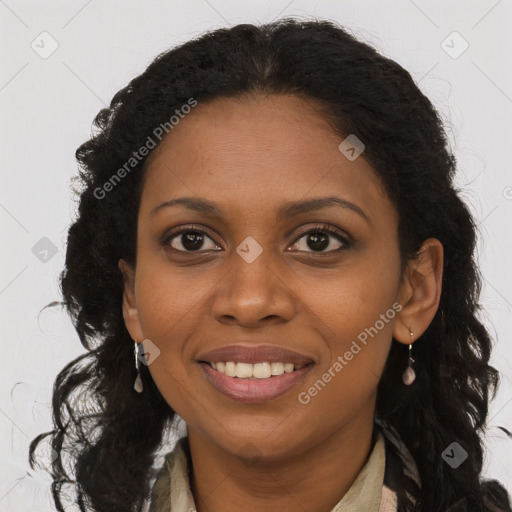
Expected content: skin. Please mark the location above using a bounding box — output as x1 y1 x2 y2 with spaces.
119 93 443 512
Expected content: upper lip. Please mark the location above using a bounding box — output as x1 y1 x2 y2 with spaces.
197 344 315 365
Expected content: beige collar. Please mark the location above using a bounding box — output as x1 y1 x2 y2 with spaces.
149 431 398 512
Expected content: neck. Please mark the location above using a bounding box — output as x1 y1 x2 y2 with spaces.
187 403 377 512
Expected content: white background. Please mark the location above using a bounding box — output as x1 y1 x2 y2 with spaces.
1 1 511 510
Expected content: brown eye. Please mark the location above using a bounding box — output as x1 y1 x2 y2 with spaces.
289 225 352 253
162 228 221 252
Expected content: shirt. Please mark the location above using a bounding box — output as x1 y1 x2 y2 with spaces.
149 424 418 512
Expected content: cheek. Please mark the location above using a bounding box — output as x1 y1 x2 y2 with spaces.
131 259 203 399
134 251 207 337
308 251 399 336
303 248 400 392
297 295 395 434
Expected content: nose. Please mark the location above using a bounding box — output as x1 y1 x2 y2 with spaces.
210 247 296 328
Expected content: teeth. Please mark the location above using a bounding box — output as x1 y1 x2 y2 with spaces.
208 361 308 379
235 362 253 378
253 362 271 379
225 362 236 377
284 363 294 373
271 362 284 375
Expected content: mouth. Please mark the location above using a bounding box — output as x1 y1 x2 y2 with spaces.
198 359 314 404
196 344 316 403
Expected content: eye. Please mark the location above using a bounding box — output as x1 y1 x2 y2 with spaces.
161 225 221 253
161 223 352 254
288 224 352 253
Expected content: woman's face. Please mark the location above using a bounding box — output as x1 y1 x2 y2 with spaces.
121 93 405 460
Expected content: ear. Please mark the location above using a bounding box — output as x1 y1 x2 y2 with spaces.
118 258 144 343
393 238 444 344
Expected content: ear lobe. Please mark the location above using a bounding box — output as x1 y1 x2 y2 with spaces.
393 238 444 344
118 258 144 342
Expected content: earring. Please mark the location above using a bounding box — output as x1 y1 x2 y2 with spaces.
134 340 143 393
402 327 416 386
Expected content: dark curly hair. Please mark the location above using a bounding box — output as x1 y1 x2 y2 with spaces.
29 17 511 512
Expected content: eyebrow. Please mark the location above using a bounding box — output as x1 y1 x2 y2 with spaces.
149 196 370 224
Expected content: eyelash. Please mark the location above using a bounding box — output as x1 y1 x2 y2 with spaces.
160 223 352 254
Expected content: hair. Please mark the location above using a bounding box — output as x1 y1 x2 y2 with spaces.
29 17 511 512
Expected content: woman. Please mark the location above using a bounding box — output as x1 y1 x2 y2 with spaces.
30 18 511 512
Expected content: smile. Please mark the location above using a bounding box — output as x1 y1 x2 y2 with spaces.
199 361 314 403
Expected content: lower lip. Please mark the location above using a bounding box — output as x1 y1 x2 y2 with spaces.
199 362 314 404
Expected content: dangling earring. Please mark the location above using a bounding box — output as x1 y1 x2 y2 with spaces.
402 327 416 385
134 340 143 393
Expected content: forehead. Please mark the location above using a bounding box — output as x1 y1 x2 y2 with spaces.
139 94 393 222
